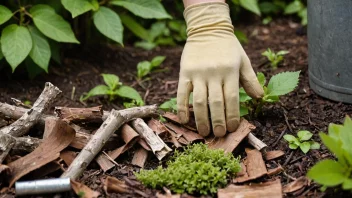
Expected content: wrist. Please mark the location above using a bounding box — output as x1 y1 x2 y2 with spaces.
183 0 225 8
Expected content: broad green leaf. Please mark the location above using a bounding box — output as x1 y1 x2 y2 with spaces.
28 26 51 72
298 8 307 26
160 98 177 112
239 88 252 102
309 141 320 150
339 117 352 157
239 0 261 16
289 143 298 150
149 21 167 41
257 72 266 87
93 7 123 45
135 41 156 50
299 142 311 153
234 30 248 44
297 130 313 141
1 25 32 71
137 61 152 79
61 0 94 18
110 0 171 19
115 86 144 105
101 74 120 90
266 71 300 96
151 56 166 68
240 105 249 117
120 14 150 41
320 132 346 166
328 123 342 140
31 5 79 43
343 179 352 190
25 57 45 79
81 85 109 101
0 5 12 25
284 0 303 14
283 134 299 144
259 2 280 14
307 159 347 186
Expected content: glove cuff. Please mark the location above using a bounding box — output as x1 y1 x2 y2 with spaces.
184 2 234 38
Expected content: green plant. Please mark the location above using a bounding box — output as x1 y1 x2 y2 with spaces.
231 0 262 16
137 56 166 80
284 131 320 154
240 71 300 117
159 98 177 113
135 143 241 195
262 48 289 69
0 0 170 75
307 116 352 191
284 0 307 25
80 74 144 107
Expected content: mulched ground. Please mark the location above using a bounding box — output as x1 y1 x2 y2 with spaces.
1 18 351 197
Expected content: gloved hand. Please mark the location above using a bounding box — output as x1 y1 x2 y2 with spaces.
177 2 264 137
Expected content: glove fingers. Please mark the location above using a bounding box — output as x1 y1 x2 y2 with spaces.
240 55 264 99
208 81 226 137
177 78 192 124
192 81 210 137
224 76 240 132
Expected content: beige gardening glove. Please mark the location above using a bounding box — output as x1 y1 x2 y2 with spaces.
177 2 264 137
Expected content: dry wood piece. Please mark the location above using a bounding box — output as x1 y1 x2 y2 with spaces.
236 162 248 177
71 180 100 198
247 133 267 150
131 118 171 160
267 165 284 176
104 176 130 194
283 176 309 193
7 119 75 187
218 179 282 198
61 105 157 180
138 139 151 151
265 150 285 161
0 134 16 164
207 119 255 153
96 154 115 172
28 160 62 179
55 106 103 123
108 124 139 159
149 119 182 147
0 82 61 137
164 122 204 143
234 148 268 183
60 150 77 166
162 112 197 131
12 136 41 154
131 147 148 168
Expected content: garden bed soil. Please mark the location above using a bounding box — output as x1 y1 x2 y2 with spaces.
1 18 351 197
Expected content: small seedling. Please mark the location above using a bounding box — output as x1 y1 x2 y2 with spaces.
80 74 144 107
262 48 289 69
307 116 352 191
135 143 241 195
159 93 193 113
240 71 300 117
137 56 166 80
284 131 320 154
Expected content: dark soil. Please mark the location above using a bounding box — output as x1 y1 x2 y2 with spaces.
1 18 351 197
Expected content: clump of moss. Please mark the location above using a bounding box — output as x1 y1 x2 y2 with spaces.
135 143 241 195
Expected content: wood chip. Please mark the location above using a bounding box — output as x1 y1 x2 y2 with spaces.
267 165 284 176
207 119 255 153
264 150 285 161
60 150 77 166
218 179 282 198
162 112 197 131
104 176 129 194
164 122 204 143
149 119 182 147
236 162 248 177
55 106 103 123
7 119 75 187
283 176 309 193
247 133 267 150
71 180 100 198
131 147 148 168
96 154 115 172
234 148 267 183
108 124 139 160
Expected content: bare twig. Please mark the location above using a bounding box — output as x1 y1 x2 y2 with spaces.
247 133 267 150
272 126 287 147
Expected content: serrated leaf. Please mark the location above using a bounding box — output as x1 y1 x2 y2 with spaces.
289 143 298 149
151 56 166 68
28 26 51 72
93 6 123 45
307 159 347 186
31 5 79 43
266 71 300 96
240 105 249 117
239 0 261 16
61 0 94 18
110 0 171 19
115 86 144 105
309 141 320 150
120 14 150 41
284 0 304 14
0 5 12 25
297 130 313 141
137 61 152 79
283 134 299 144
81 85 109 101
300 142 311 153
101 74 120 90
257 72 266 87
1 24 32 71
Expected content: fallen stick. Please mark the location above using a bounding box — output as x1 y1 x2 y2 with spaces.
131 118 171 160
0 82 61 137
61 105 158 180
55 106 103 123
0 134 16 164
247 133 267 150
